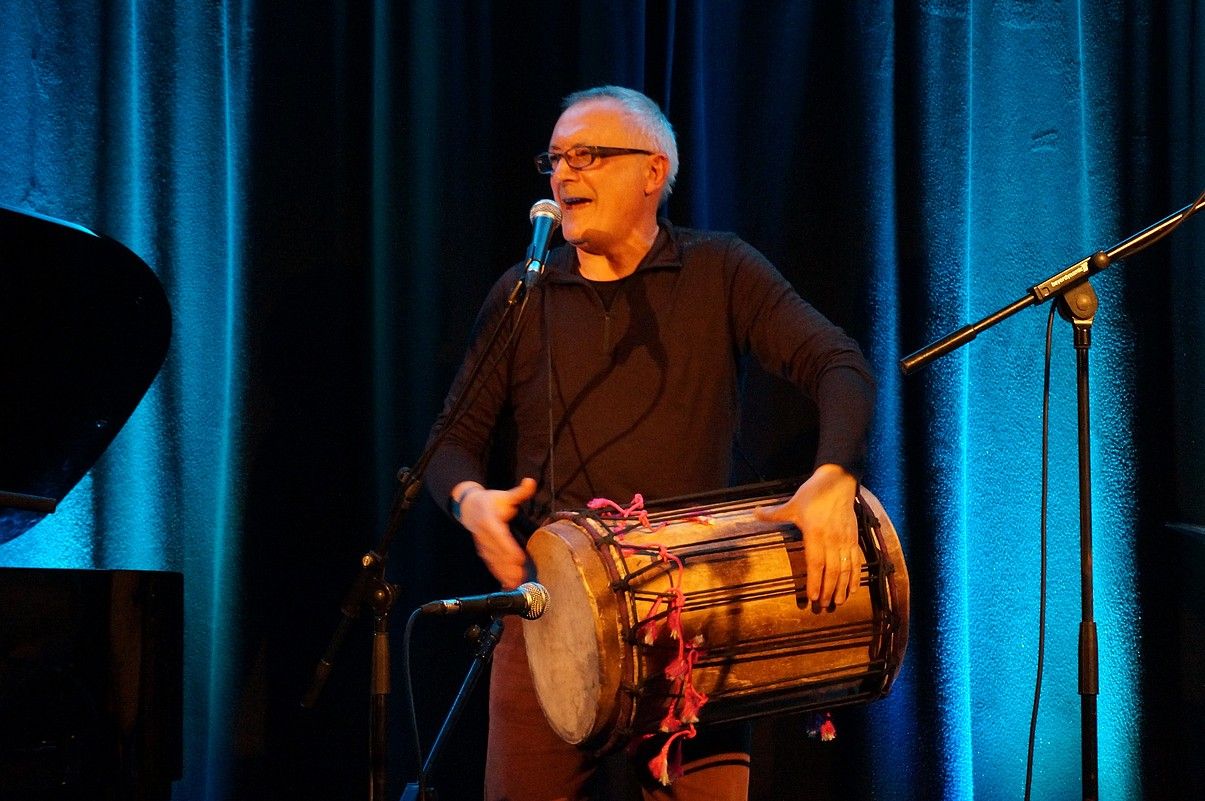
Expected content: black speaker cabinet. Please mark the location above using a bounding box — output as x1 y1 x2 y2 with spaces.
0 568 182 801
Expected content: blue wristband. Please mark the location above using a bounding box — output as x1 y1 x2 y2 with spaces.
451 486 482 522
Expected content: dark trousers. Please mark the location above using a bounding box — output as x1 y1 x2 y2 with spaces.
485 623 751 801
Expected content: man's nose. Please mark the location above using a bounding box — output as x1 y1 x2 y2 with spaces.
551 155 576 179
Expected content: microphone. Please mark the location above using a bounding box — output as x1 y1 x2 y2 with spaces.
524 200 562 288
420 581 550 620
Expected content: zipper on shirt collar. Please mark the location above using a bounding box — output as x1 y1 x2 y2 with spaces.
541 222 685 286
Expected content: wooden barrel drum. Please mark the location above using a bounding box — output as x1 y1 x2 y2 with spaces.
522 483 909 751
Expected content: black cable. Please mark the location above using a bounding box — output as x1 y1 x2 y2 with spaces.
544 284 557 513
1024 303 1057 801
409 278 533 484
402 607 424 776
402 281 535 780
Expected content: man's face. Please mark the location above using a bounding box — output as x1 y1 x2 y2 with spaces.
547 99 662 255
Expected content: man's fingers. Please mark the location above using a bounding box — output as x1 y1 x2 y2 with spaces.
805 548 824 603
508 477 537 502
473 522 528 587
752 503 786 522
484 552 526 591
831 549 864 606
835 550 855 605
834 552 851 605
804 542 865 608
848 550 864 600
820 549 842 606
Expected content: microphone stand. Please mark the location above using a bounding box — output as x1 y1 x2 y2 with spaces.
399 617 506 801
900 191 1204 801
301 270 538 801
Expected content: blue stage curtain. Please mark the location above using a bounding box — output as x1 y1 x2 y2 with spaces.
0 2 250 800
1 2 1200 800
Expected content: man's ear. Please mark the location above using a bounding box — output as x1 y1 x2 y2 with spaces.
644 153 670 197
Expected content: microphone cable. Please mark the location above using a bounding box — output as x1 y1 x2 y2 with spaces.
402 205 552 783
402 607 425 777
413 201 557 485
1024 302 1057 801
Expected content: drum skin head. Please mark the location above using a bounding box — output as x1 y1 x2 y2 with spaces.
524 520 623 744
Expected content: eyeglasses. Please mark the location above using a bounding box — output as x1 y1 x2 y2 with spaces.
534 145 655 175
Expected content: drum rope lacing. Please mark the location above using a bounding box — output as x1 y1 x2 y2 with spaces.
585 492 713 785
583 491 879 781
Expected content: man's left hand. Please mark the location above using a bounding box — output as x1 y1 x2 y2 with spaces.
754 464 861 609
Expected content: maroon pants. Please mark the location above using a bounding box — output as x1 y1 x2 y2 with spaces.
485 623 750 801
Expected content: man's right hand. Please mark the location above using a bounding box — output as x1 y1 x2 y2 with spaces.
451 477 538 589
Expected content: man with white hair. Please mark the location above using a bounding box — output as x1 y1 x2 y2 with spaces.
426 85 875 800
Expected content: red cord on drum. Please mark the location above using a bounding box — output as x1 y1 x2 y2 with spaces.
587 492 714 786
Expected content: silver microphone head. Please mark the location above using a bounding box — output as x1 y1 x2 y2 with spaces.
529 199 562 227
517 581 550 620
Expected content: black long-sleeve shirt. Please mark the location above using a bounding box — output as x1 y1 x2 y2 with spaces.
425 220 875 519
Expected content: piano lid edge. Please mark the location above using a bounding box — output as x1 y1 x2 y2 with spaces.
0 203 99 238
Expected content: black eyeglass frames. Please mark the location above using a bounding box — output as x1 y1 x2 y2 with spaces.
534 145 655 174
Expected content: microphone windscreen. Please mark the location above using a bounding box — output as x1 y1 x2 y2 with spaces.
518 581 550 620
529 199 562 227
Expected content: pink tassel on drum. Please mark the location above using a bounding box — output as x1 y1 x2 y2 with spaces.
806 711 838 741
589 493 714 786
645 725 697 786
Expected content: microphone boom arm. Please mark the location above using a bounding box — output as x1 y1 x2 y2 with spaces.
900 191 1205 374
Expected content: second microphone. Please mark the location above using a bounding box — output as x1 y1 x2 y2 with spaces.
420 581 550 620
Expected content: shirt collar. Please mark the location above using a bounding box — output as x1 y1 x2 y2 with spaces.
544 218 684 284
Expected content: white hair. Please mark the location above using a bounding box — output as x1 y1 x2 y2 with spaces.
562 85 679 201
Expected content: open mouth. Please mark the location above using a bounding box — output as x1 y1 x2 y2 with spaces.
561 197 591 210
